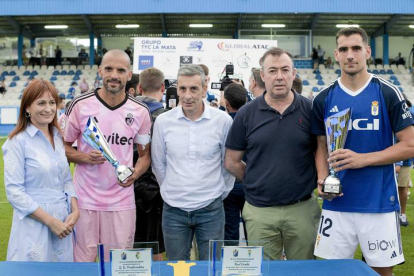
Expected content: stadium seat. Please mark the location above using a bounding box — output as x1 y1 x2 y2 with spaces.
315 74 323 80
1 71 9 76
30 71 38 76
23 70 31 76
53 70 60 75
387 69 394 74
379 69 386 74
9 82 17 87
302 80 310 86
398 87 404 92
50 76 57 81
68 70 75 75
12 76 20 81
389 75 397 81
75 70 83 75
9 71 16 76
394 80 401 85
73 75 80 81
373 69 379 74
313 69 320 74
60 70 68 76
312 87 319 92
317 80 325 86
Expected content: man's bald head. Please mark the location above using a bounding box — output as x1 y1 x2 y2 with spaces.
101 49 131 66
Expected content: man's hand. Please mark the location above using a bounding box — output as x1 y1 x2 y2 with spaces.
317 179 344 201
84 150 106 165
118 168 137 188
328 149 367 172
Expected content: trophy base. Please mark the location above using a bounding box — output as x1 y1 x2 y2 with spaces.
116 165 133 183
322 175 342 194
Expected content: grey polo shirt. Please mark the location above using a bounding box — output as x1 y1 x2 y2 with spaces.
225 91 317 207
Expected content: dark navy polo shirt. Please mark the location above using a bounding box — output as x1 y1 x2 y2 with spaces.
225 91 317 207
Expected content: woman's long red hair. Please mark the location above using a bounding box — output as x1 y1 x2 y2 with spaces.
9 79 61 139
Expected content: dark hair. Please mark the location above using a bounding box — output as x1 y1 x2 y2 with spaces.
336 27 368 45
139 68 165 93
292 76 303 94
9 79 61 139
126 74 140 92
250 68 265 89
224 83 247 110
259 47 294 69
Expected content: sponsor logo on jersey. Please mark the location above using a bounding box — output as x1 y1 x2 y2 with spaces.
401 102 412 120
104 133 134 146
368 239 397 251
390 251 397 259
371 101 379 116
349 118 380 131
329 105 339 113
125 113 134 126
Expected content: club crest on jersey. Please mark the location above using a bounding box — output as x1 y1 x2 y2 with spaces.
371 101 379 116
125 113 134 126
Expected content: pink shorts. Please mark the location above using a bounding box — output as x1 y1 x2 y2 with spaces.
74 208 136 262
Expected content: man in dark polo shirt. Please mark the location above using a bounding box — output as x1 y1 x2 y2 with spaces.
224 47 321 260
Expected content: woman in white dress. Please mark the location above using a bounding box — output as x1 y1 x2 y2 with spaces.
2 79 79 262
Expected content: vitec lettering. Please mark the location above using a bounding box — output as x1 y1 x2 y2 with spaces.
104 133 134 145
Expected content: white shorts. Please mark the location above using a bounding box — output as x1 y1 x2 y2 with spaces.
314 209 404 268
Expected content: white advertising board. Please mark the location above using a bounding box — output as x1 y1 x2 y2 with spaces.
133 38 277 93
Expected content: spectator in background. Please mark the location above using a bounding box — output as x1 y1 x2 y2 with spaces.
126 74 140 96
395 52 405 66
57 93 66 116
93 78 101 89
2 79 79 261
222 83 248 243
78 49 88 65
125 47 133 63
68 82 77 99
317 45 325 66
79 78 90 94
39 45 46 66
325 57 334 69
248 67 266 100
151 64 234 260
134 67 167 261
55 46 62 66
198 64 216 104
292 76 303 94
0 80 6 97
312 47 319 70
397 98 414 227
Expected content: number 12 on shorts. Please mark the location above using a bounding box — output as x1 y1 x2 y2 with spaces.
318 215 332 237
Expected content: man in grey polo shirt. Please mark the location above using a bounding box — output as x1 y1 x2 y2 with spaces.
224 47 321 260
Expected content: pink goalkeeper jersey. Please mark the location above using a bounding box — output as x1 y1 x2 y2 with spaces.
61 89 152 211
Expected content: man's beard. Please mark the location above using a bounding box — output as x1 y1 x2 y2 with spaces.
104 80 125 94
